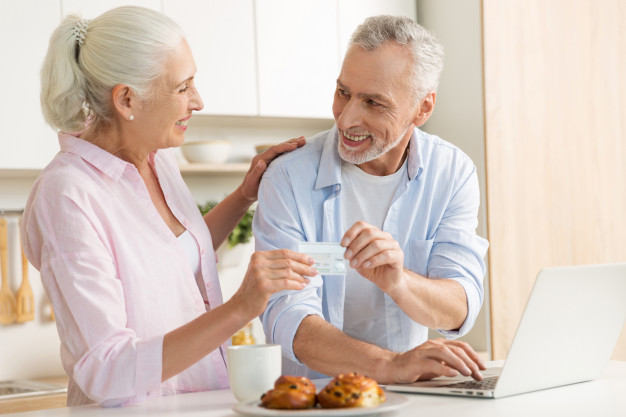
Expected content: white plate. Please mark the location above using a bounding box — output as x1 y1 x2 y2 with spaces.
232 391 410 416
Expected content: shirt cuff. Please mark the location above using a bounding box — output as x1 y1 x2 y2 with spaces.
271 305 323 365
436 277 482 339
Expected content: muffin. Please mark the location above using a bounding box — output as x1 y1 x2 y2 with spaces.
260 375 317 409
318 372 386 408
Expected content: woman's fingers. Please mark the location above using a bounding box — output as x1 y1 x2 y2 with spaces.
256 136 305 164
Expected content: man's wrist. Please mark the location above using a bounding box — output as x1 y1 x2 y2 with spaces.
372 349 399 384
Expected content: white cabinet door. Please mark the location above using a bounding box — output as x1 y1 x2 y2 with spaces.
255 0 338 119
60 0 161 17
163 0 257 116
0 1 60 169
337 0 417 60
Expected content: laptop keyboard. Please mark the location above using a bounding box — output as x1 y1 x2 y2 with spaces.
442 376 499 390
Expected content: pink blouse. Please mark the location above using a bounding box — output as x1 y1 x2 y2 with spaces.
21 133 229 406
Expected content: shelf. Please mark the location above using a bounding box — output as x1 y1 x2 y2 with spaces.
178 162 250 175
0 169 41 179
0 163 251 179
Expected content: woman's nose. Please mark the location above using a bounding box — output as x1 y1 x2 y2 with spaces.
190 86 204 112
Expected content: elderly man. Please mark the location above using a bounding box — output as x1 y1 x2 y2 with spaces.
253 15 489 383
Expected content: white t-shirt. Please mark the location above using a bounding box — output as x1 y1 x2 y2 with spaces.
341 158 408 349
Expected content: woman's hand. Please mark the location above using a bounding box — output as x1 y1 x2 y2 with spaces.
230 249 316 319
239 137 306 202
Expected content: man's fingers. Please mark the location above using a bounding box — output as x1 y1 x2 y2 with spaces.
448 340 487 371
349 240 399 269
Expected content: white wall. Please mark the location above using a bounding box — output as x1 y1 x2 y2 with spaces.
416 0 490 354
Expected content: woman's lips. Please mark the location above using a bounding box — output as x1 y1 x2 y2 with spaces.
175 115 191 131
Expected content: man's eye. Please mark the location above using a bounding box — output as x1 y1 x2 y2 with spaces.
179 86 189 93
367 99 380 107
338 88 349 96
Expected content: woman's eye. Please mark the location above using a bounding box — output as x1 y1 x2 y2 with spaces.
179 86 189 94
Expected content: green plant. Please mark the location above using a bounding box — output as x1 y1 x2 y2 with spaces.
198 201 254 248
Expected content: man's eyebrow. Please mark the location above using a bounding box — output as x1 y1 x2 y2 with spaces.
336 79 389 103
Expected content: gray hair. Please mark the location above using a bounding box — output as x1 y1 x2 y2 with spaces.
40 6 184 132
350 15 444 102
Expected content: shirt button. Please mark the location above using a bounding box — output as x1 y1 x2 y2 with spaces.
335 185 340 191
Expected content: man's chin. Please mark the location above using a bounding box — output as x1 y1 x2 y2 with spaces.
338 145 379 165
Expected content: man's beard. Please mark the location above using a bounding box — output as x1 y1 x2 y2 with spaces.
338 123 413 165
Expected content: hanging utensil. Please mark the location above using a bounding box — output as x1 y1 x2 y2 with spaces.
0 217 17 324
16 239 35 323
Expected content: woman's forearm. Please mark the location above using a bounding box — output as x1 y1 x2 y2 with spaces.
203 186 252 250
161 297 250 382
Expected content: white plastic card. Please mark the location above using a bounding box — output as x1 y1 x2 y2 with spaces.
298 242 347 275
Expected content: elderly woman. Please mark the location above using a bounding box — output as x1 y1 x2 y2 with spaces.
21 6 314 407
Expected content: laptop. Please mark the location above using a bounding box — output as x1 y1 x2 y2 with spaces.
386 263 626 398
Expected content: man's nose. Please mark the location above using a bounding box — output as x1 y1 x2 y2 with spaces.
336 98 363 130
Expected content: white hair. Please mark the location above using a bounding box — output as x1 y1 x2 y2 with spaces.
350 15 444 101
40 6 184 132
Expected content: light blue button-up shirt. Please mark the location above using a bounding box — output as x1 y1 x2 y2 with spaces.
254 126 489 378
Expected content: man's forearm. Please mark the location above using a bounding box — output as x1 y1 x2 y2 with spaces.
387 269 468 330
293 315 396 382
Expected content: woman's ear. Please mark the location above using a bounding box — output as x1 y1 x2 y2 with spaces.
111 84 136 121
412 91 436 127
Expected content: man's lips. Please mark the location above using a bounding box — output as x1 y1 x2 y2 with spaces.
341 130 371 147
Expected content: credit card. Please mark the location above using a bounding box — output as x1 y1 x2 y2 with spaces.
298 242 347 275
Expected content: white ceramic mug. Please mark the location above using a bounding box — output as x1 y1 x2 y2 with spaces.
227 344 282 402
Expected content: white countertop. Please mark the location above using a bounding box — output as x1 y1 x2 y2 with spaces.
5 361 626 417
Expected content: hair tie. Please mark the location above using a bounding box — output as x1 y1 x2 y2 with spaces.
72 19 90 45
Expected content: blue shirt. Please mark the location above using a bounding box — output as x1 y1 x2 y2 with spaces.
254 126 489 377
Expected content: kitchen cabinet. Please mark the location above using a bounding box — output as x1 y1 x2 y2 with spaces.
163 0 257 116
0 1 60 169
254 0 339 119
337 0 417 59
60 0 160 16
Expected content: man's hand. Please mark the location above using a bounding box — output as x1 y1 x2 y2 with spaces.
341 221 405 294
382 338 487 383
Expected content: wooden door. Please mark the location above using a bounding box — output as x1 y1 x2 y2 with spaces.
482 0 626 360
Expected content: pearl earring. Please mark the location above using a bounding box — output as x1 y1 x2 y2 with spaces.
129 115 134 121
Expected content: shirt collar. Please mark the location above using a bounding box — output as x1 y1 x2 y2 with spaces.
314 125 423 189
58 132 148 181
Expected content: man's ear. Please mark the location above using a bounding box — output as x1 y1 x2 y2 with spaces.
412 91 436 127
111 84 135 121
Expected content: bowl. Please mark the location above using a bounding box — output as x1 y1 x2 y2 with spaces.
181 140 232 163
254 143 278 154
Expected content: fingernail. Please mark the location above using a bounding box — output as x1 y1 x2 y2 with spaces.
363 261 371 268
310 268 318 276
350 259 357 267
307 257 315 264
341 238 349 246
344 249 352 259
